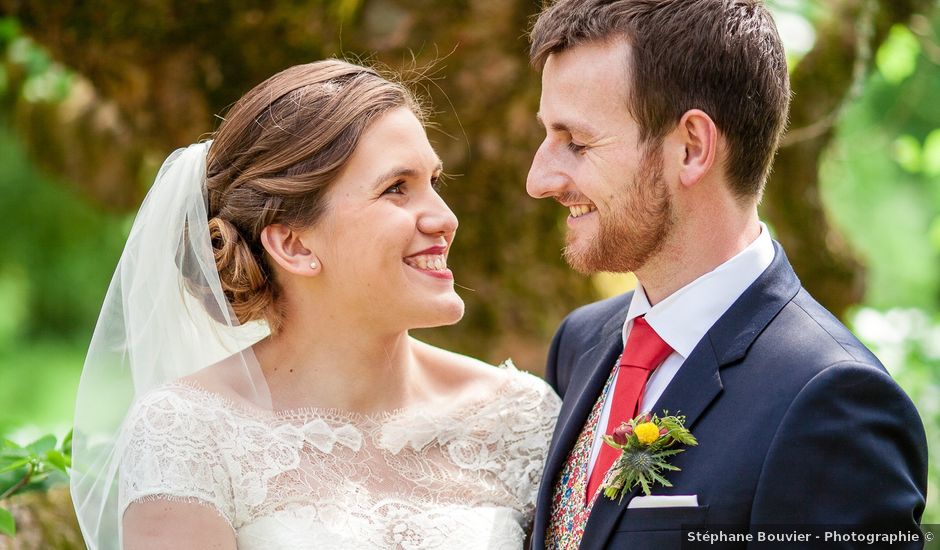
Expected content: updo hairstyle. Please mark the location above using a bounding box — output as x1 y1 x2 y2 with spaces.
204 60 423 332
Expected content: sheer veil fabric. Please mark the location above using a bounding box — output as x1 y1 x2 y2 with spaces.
70 142 273 550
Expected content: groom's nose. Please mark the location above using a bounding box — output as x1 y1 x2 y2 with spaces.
527 139 567 199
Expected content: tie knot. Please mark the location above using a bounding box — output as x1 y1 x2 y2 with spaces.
620 316 673 371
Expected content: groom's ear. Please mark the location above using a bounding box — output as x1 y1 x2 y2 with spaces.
674 109 718 189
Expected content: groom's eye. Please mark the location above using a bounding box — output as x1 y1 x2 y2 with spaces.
567 142 587 154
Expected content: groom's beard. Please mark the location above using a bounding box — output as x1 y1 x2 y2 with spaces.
564 147 675 274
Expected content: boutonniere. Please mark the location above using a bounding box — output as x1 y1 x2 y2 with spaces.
600 412 698 502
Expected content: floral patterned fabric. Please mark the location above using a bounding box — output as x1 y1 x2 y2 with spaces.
545 363 617 549
119 361 561 550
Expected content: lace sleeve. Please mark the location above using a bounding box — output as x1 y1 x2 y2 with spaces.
500 367 562 525
118 387 236 526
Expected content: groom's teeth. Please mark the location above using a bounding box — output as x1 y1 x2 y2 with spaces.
406 254 448 271
569 204 597 218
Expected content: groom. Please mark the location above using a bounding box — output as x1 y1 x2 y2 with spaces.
525 1 928 548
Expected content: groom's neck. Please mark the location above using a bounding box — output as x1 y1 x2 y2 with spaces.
636 203 761 306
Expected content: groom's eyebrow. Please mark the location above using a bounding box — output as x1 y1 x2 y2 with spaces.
536 112 598 140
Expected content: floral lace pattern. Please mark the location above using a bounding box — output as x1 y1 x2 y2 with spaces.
119 362 560 549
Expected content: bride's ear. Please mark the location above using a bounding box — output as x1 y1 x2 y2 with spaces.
260 224 321 276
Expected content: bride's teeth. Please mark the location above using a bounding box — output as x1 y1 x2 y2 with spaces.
407 255 448 271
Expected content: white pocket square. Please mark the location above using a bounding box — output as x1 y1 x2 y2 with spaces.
627 495 699 509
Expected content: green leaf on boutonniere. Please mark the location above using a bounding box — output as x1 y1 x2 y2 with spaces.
600 412 697 502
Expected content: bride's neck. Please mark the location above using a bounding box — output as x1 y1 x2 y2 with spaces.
252 312 425 414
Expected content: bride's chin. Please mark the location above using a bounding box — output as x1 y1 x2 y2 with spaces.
410 296 465 329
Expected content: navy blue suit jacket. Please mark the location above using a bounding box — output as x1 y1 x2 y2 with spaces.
531 243 927 549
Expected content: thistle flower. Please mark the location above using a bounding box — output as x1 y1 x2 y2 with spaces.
600 412 697 501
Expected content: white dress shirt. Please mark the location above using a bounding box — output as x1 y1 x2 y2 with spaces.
587 223 776 473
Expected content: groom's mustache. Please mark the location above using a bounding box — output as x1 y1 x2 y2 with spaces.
555 191 593 206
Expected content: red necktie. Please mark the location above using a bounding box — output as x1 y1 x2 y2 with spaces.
586 316 673 500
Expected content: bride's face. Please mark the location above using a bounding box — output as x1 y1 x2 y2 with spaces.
302 107 464 330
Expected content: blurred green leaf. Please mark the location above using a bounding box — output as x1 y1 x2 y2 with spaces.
0 506 14 536
61 430 72 455
0 458 30 474
334 0 364 23
876 25 920 85
922 129 940 177
0 17 20 48
892 134 922 173
929 217 940 252
26 435 55 455
45 450 69 474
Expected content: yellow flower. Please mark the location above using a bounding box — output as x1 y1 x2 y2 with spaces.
634 422 660 445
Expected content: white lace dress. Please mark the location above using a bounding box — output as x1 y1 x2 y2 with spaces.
118 362 561 549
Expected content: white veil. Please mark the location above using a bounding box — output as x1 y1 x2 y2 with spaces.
70 141 272 550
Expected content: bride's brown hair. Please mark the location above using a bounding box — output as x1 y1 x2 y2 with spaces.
204 60 423 332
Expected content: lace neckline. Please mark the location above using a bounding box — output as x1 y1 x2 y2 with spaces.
164 360 523 424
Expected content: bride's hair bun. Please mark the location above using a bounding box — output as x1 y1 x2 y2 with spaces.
202 59 421 332
207 216 275 330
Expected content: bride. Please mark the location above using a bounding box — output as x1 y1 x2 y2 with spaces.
70 60 560 549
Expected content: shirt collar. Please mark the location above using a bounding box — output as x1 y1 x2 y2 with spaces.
623 222 776 358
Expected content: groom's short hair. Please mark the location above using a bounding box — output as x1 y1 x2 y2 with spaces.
530 0 790 200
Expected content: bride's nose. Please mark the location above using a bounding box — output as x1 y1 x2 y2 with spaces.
417 192 458 236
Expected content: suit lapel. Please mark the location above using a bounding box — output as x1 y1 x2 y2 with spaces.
578 242 801 549
532 302 629 546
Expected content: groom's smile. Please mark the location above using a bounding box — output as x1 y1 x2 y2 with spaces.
567 204 597 220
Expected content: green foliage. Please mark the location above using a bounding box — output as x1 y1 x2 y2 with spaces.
0 506 13 536
930 216 940 252
876 25 921 85
821 11 940 311
0 127 130 341
893 134 923 173
0 17 73 103
0 341 86 435
923 129 940 177
0 431 72 537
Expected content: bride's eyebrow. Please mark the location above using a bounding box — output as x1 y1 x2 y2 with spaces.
371 161 444 188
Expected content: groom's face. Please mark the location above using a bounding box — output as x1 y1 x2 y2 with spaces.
527 40 675 274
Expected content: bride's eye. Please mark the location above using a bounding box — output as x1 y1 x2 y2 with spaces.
431 175 445 192
382 180 406 195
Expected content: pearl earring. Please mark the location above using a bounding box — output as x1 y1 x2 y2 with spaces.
309 260 318 269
